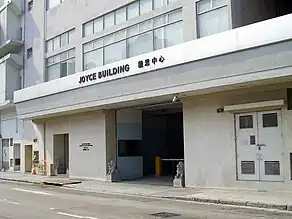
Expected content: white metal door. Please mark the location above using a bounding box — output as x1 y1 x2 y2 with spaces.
257 111 283 181
236 111 283 182
236 113 259 181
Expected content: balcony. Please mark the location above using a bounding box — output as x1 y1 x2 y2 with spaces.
0 53 22 109
0 0 23 58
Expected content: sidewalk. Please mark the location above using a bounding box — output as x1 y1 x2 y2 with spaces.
1 171 292 211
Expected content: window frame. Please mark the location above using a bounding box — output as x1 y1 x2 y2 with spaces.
28 0 33 11
82 0 180 38
83 8 183 70
46 29 75 53
46 49 75 81
196 0 229 38
27 47 33 59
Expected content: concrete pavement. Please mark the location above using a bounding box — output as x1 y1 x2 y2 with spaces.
2 171 292 212
0 181 292 219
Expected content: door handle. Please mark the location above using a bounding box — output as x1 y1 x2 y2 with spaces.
256 144 266 150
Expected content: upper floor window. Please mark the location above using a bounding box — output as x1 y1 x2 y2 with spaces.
47 0 65 10
196 0 229 38
27 47 33 59
46 49 75 81
28 0 33 11
83 8 183 70
46 29 74 53
83 0 179 38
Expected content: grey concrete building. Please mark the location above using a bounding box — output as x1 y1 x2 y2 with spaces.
0 0 25 171
9 0 292 190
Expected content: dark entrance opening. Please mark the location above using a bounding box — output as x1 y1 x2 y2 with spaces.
116 103 184 186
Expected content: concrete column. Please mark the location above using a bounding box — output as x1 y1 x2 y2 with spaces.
104 109 117 172
31 120 52 175
32 121 45 161
183 0 197 41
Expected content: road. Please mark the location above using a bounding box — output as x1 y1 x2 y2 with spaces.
0 181 291 219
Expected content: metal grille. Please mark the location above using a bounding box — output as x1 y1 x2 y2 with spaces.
150 212 181 218
265 161 280 175
241 161 255 174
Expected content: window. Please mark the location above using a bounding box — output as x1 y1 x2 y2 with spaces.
1 139 9 147
47 40 53 53
82 0 177 37
241 161 255 175
154 21 183 50
104 12 115 29
265 161 280 175
84 22 94 37
115 7 127 25
84 48 103 70
262 113 278 128
46 29 75 53
127 2 139 20
104 41 127 65
196 0 229 38
239 115 253 129
47 0 64 10
28 0 33 11
82 9 183 70
27 47 33 59
153 0 168 9
46 49 75 81
60 33 68 47
94 18 103 33
53 37 60 50
127 31 153 57
140 0 153 15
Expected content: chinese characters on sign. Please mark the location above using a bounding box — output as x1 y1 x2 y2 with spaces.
138 55 165 69
79 142 93 151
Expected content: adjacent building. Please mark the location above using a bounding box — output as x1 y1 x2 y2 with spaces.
3 0 292 191
0 0 27 171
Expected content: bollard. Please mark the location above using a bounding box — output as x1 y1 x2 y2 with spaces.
155 156 162 177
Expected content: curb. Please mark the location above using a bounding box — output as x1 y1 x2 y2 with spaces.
1 177 291 212
162 196 291 211
0 177 40 185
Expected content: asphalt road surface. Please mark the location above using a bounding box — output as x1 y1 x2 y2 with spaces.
0 181 291 219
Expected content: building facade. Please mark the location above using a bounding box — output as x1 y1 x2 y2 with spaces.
9 0 292 191
0 0 35 172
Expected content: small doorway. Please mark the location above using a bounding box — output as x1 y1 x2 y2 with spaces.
236 110 283 182
1 139 9 170
53 134 69 175
13 143 21 171
25 145 33 172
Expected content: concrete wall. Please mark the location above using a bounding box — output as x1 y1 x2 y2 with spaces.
25 0 193 88
23 0 46 87
5 63 20 101
116 109 143 179
0 61 6 103
0 60 21 103
183 84 292 191
33 110 116 180
0 108 21 140
6 7 21 41
0 7 7 45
